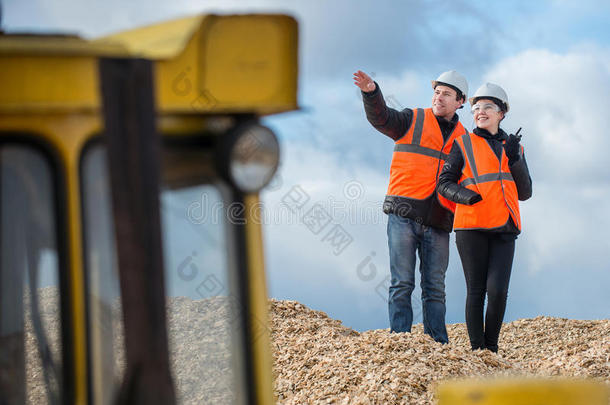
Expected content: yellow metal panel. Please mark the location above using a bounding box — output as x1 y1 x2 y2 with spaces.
0 56 99 112
200 15 298 113
98 14 299 115
1 14 299 116
153 26 204 112
0 35 127 57
436 378 610 405
93 15 204 59
243 194 276 405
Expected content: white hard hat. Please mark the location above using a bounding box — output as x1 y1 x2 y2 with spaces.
431 70 468 100
469 82 510 112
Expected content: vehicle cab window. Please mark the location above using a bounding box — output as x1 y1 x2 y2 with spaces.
0 142 63 405
80 140 247 405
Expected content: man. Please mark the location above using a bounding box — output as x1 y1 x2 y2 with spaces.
353 70 468 343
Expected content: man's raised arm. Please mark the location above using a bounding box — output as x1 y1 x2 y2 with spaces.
353 70 413 141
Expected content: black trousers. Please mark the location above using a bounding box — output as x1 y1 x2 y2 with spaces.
455 230 515 352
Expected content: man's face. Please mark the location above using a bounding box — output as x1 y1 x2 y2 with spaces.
431 85 463 120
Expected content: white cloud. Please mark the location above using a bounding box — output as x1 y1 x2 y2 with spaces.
261 138 390 287
481 47 610 182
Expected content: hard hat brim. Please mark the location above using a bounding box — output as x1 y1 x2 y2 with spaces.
432 81 465 100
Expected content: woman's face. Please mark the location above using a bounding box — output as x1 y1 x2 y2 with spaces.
472 98 504 133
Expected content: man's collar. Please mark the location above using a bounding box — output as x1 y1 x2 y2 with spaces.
434 112 459 124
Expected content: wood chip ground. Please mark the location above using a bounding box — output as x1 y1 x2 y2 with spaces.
24 289 609 404
269 299 609 404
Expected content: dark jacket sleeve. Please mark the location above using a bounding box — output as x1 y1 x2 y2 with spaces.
509 151 533 201
361 82 413 141
437 143 481 205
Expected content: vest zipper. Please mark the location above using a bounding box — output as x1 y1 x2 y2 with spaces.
434 126 460 181
428 125 461 225
498 143 517 223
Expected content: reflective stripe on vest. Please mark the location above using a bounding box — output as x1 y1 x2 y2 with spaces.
453 133 522 231
386 108 466 213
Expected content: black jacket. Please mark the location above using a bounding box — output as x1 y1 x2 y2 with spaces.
362 82 462 233
437 127 533 235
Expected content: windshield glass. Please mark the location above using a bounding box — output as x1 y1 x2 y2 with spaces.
81 141 247 405
0 143 62 405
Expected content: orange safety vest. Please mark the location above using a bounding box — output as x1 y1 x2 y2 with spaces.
453 132 522 231
387 108 466 212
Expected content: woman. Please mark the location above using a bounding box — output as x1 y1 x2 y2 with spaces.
437 83 532 352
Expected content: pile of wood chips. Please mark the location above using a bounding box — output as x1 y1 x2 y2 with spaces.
23 288 609 404
269 299 610 404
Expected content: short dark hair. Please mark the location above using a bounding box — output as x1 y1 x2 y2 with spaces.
435 82 465 102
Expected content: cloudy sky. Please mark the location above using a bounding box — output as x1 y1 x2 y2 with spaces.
6 0 610 331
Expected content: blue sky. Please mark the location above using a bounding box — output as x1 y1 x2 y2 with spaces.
6 0 610 331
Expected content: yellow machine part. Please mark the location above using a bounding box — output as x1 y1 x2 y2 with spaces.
436 378 610 405
1 14 298 117
243 193 276 404
100 14 299 115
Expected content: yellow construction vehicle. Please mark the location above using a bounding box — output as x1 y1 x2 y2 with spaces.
0 13 297 405
437 377 609 405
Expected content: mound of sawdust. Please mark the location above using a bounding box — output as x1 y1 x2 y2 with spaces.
269 299 610 404
23 288 609 404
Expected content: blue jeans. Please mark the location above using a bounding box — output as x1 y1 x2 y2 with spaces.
387 214 449 343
